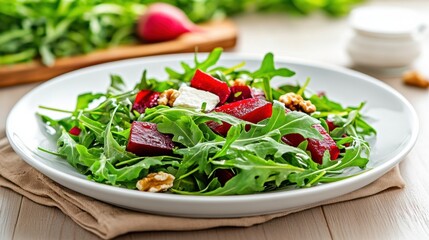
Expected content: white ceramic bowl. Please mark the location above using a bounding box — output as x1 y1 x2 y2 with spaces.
6 53 419 217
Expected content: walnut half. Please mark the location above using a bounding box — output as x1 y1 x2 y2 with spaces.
158 89 180 106
136 171 175 193
279 92 316 114
228 78 247 87
402 70 429 88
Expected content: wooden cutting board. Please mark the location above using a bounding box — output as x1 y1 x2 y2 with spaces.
0 19 237 87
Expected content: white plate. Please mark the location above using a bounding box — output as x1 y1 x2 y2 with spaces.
6 53 418 218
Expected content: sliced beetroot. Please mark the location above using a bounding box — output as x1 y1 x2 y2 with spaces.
208 98 273 136
215 169 235 186
190 69 231 104
326 119 337 132
126 122 174 156
227 85 253 102
132 90 160 114
282 124 340 164
69 126 81 136
252 88 266 100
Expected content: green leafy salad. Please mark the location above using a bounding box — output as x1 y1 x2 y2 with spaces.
1 0 362 66
38 48 376 195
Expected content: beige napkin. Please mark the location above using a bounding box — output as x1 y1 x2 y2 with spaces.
0 134 405 239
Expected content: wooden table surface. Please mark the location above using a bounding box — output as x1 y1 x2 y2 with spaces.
1 1 429 239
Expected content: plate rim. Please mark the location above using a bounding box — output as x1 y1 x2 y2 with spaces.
6 52 419 211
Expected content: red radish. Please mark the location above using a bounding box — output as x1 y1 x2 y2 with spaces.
191 69 231 105
137 3 200 42
126 122 174 156
208 98 273 136
69 126 81 136
282 124 340 164
227 86 254 102
132 90 160 114
215 169 235 186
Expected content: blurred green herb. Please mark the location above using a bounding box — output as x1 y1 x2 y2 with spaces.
0 0 146 66
0 0 363 66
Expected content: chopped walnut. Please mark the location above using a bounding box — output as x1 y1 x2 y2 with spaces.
228 78 247 87
136 171 175 193
279 92 316 114
402 70 429 88
158 89 180 106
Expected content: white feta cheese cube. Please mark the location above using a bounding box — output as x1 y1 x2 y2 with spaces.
173 85 220 111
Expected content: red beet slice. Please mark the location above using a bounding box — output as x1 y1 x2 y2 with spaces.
251 88 266 100
215 169 235 186
208 98 273 136
69 126 81 136
326 119 337 132
126 122 174 156
190 69 231 104
132 90 160 114
282 124 340 164
227 85 254 102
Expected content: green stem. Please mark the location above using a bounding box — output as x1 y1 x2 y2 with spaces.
306 170 326 187
37 147 66 158
178 167 199 180
39 106 74 114
39 105 106 115
222 61 246 75
297 77 311 96
115 157 146 167
112 90 137 99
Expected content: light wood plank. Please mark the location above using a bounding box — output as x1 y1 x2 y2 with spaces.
118 228 223 240
0 188 22 240
261 208 331 240
119 208 330 240
324 172 429 239
13 198 99 240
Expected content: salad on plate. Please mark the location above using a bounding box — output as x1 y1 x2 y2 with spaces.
38 48 376 195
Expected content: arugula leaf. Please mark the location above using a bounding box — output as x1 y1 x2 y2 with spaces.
103 156 180 186
262 77 273 102
103 105 136 163
178 152 305 195
243 101 321 139
165 47 223 82
157 116 204 147
252 53 295 79
89 155 111 182
75 92 104 111
107 74 127 96
57 130 80 168
57 130 99 169
78 114 105 141
310 94 346 113
134 70 150 90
